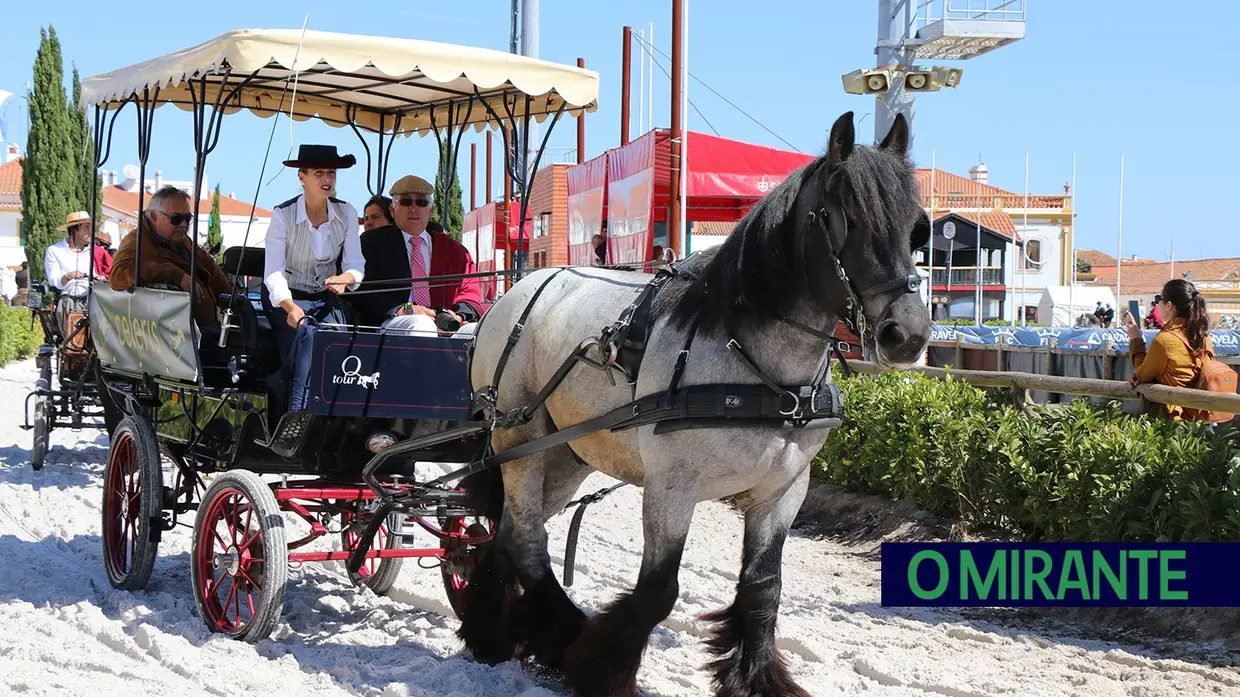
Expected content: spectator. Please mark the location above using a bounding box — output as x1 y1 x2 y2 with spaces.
1126 279 1215 422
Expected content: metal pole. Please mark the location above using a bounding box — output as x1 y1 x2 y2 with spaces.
520 0 539 181
485 131 493 204
669 0 683 260
1116 152 1124 303
1069 152 1076 326
648 22 654 129
637 29 645 134
976 191 983 325
679 0 689 257
577 57 587 164
874 0 916 156
927 148 935 315
1021 149 1029 325
621 26 632 145
470 143 477 210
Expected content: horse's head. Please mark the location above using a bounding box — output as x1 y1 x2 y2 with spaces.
801 111 932 367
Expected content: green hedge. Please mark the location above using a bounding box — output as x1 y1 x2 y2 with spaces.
815 371 1240 542
0 304 44 366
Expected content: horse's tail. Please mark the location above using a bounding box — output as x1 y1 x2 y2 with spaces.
458 466 505 522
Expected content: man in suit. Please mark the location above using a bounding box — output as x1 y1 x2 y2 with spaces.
355 174 485 333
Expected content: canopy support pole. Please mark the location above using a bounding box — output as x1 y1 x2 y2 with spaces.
86 100 129 285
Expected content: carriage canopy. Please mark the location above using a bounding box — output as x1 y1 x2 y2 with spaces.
78 28 600 135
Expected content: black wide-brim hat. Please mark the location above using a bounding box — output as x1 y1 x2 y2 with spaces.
283 144 356 169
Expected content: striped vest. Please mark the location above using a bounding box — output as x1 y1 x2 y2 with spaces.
276 196 350 295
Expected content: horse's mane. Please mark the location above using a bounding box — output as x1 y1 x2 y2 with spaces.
659 143 919 334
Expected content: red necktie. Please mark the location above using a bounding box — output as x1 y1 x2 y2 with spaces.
409 235 431 306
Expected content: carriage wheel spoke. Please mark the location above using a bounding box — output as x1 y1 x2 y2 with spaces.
223 576 239 626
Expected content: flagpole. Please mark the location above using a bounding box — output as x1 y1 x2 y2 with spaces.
928 149 935 316
1068 152 1076 326
1116 153 1124 303
1021 149 1029 325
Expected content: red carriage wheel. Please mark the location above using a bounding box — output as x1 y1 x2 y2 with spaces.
191 470 287 643
440 515 495 619
100 416 163 590
341 508 404 595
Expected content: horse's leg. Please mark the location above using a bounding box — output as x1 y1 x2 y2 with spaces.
704 466 812 697
507 446 593 668
562 477 694 697
455 466 521 664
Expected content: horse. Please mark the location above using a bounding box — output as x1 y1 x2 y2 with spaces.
456 111 932 697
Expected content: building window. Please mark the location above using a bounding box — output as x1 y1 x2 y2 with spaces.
533 212 550 238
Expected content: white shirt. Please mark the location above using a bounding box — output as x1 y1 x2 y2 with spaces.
44 239 93 297
263 194 365 306
402 229 432 275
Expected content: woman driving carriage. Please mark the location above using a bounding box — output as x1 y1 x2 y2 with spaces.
260 144 365 414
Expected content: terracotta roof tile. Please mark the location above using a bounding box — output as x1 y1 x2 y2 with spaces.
1077 249 1116 267
1087 258 1240 295
692 221 735 236
916 168 1068 209
0 159 22 197
102 186 270 218
935 211 1018 241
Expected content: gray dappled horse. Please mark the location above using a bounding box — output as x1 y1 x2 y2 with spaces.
457 112 932 697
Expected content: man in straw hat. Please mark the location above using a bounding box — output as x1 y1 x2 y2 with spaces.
261 143 365 414
44 210 103 337
355 174 484 334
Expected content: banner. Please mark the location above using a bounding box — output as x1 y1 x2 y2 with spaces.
567 153 607 266
929 324 1240 357
606 131 657 265
475 204 499 302
881 542 1238 607
89 285 199 382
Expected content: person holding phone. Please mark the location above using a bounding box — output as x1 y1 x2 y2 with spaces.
1125 279 1215 421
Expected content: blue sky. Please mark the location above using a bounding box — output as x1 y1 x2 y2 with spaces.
0 0 1234 262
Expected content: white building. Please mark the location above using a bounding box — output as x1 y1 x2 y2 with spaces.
99 164 271 250
916 163 1075 323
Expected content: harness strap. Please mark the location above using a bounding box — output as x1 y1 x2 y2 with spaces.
490 269 566 393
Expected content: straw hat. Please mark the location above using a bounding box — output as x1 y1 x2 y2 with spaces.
57 210 94 232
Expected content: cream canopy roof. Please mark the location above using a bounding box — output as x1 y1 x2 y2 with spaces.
80 28 600 136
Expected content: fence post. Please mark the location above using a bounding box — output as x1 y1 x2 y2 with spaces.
954 335 965 370
997 334 1007 372
1046 335 1059 403
1101 339 1114 381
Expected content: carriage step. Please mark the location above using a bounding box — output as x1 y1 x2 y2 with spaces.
257 410 313 458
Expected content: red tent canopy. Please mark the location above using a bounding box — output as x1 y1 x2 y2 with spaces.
607 129 817 224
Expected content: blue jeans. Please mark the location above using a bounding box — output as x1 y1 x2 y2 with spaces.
263 294 345 411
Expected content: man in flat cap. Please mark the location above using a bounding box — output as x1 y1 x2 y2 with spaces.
356 174 485 333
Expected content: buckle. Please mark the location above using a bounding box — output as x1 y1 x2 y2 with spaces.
779 391 803 418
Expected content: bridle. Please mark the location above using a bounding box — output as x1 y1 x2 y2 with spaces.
768 198 921 379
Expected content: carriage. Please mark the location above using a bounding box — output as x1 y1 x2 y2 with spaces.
78 28 600 641
22 278 120 470
79 25 934 697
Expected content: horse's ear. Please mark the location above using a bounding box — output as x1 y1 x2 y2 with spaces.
880 114 909 156
828 112 855 165
910 209 931 251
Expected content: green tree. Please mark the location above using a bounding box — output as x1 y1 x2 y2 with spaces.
207 184 223 260
69 66 101 221
433 169 464 241
21 26 77 282
1075 258 1092 274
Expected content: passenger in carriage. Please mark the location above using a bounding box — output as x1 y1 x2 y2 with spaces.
44 211 102 336
354 174 485 334
359 194 394 231
109 186 236 328
260 144 366 413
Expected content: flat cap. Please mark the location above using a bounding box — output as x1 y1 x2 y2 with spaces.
389 175 434 197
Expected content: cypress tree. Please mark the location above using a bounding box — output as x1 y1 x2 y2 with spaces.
433 169 464 241
207 184 223 260
70 66 101 221
21 27 76 283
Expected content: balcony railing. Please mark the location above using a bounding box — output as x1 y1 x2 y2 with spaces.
924 266 1004 286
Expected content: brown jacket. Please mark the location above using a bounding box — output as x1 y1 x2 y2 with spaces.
110 218 234 328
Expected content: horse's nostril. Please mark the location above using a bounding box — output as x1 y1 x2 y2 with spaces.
878 320 906 348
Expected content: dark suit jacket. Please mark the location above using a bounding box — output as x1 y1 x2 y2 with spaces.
354 224 486 327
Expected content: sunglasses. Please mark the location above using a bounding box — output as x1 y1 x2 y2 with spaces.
165 213 194 225
397 196 431 208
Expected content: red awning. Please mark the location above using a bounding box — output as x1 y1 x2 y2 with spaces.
602 129 818 224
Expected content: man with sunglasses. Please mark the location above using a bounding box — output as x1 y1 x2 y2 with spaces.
110 185 235 328
355 174 485 332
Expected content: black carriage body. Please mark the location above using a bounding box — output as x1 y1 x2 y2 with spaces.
306 328 473 421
